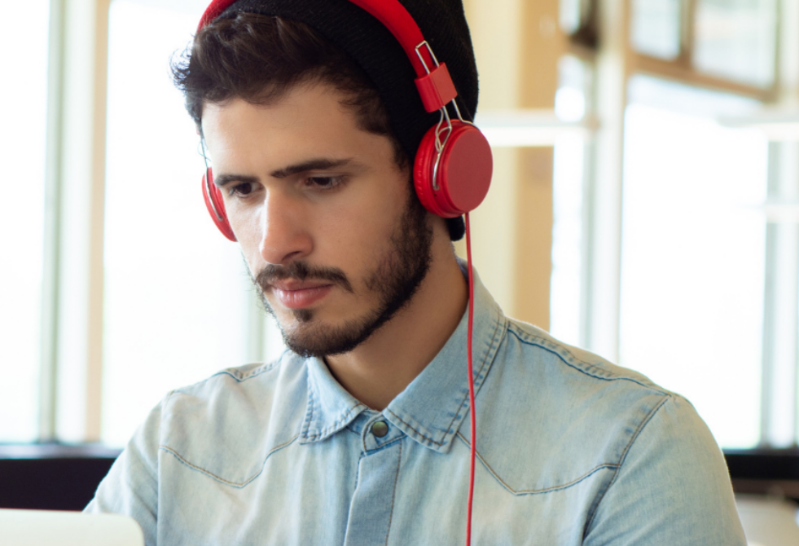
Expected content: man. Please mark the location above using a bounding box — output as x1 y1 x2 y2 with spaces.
87 0 746 544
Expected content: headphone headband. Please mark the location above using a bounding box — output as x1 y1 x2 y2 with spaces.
337 0 432 78
199 0 430 76
197 0 456 112
197 0 233 30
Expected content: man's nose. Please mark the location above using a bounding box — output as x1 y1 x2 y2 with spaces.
258 189 312 265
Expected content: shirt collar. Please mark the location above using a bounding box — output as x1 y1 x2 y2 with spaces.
299 264 506 453
300 356 367 444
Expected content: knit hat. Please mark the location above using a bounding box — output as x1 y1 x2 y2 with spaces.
203 0 479 240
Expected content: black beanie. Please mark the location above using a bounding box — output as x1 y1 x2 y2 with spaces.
211 0 478 240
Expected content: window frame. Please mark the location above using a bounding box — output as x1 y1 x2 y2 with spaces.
36 0 112 443
573 0 793 449
33 0 272 445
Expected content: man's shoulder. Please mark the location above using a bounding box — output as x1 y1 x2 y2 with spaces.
151 351 309 483
504 318 668 391
477 317 707 495
497 317 676 405
168 350 304 402
162 350 311 421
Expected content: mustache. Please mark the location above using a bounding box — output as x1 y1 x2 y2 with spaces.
254 261 354 294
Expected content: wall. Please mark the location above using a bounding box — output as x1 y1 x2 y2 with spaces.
461 0 563 329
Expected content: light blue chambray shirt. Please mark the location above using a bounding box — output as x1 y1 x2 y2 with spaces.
86 268 746 545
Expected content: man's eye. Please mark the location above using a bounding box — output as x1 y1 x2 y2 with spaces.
230 182 255 197
307 176 343 189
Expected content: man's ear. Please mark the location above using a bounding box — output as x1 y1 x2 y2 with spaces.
446 217 465 241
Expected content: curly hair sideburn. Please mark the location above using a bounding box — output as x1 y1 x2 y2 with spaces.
171 12 408 169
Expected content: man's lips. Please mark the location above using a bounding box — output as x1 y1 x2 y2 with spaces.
270 282 334 310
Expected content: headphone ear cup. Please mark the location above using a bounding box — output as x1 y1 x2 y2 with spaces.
202 169 237 242
413 120 492 218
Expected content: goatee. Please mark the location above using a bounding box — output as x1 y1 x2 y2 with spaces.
250 190 433 358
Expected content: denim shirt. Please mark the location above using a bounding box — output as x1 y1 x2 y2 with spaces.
86 269 746 545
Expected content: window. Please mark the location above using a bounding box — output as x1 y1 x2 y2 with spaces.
627 0 777 91
0 0 287 447
0 0 51 442
563 0 782 449
550 55 592 346
630 0 681 60
694 0 777 87
102 0 284 446
618 76 767 448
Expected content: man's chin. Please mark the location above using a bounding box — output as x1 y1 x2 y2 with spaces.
288 308 314 324
275 311 384 358
262 296 315 325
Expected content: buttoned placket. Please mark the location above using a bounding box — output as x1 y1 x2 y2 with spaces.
297 263 503 545
342 411 405 546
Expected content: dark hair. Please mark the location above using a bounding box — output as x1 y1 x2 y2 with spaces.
171 12 407 168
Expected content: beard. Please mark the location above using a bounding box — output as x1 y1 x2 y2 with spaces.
250 190 434 358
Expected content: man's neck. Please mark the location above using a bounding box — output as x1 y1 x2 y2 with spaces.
325 242 468 411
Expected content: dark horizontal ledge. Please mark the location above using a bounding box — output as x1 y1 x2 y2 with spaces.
0 444 121 510
724 448 799 481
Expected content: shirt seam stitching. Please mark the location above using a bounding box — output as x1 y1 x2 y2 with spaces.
384 408 444 447
216 360 280 382
168 361 282 397
385 311 507 449
302 362 366 442
455 431 618 495
506 325 668 394
305 402 364 441
303 364 317 440
583 395 671 535
444 312 506 439
158 433 299 488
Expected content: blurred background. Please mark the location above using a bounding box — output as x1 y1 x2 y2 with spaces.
2 0 799 541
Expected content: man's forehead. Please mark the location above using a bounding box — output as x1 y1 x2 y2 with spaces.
207 91 372 152
201 87 397 175
201 82 354 129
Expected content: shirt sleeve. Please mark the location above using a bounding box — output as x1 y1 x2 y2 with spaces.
583 394 746 546
84 398 163 546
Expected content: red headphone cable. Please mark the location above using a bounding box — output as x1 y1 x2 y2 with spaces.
465 212 476 546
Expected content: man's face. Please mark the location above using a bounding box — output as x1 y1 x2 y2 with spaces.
202 83 433 357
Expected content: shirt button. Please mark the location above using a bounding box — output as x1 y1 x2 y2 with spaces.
371 420 389 438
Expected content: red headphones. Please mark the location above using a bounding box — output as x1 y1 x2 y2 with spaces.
197 0 493 242
197 4 487 543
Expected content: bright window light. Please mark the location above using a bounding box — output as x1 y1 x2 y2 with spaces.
0 0 50 443
103 0 266 447
619 76 767 449
550 133 585 347
550 56 590 347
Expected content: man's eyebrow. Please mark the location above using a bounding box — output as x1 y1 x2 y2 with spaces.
270 157 353 179
212 158 355 187
214 173 259 187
